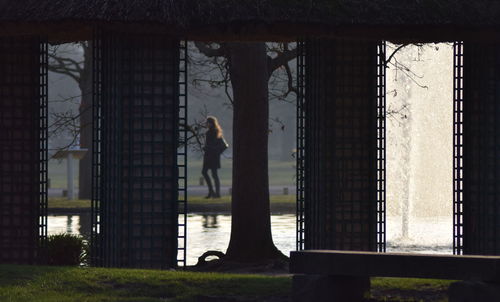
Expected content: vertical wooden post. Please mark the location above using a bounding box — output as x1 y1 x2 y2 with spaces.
304 38 382 251
0 36 47 264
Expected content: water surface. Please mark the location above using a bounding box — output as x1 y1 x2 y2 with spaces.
49 213 452 265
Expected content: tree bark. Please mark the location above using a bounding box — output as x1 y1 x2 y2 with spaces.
225 42 283 261
78 42 92 200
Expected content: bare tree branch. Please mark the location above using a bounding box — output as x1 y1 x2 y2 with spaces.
268 47 297 74
194 42 226 58
283 62 297 96
49 68 80 83
222 63 233 104
49 135 80 154
388 58 428 89
184 106 211 153
386 43 408 66
48 106 90 134
48 51 83 82
386 103 410 126
269 117 285 132
50 56 83 72
49 94 83 104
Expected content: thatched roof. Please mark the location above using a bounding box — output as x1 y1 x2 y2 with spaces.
1 0 500 41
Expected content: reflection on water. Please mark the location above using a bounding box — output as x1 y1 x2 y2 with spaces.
48 213 451 266
183 214 295 265
387 215 452 254
202 215 219 229
48 213 296 265
48 215 79 234
48 213 92 239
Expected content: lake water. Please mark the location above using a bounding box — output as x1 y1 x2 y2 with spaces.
48 214 452 266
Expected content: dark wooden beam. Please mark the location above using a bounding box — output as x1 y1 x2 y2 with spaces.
1 21 500 43
290 250 500 281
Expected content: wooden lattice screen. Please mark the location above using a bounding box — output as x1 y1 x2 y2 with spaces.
303 38 384 251
92 31 182 268
463 42 500 255
453 41 464 255
0 36 48 264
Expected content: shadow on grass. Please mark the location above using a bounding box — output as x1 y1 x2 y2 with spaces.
0 264 72 287
0 264 291 302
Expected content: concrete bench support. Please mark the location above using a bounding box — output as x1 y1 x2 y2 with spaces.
293 275 369 302
290 250 500 302
449 281 500 302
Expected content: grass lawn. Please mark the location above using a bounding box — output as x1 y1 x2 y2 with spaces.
188 195 295 204
0 265 452 302
0 265 290 302
187 158 295 186
48 198 91 209
48 159 295 189
371 277 452 302
48 195 294 209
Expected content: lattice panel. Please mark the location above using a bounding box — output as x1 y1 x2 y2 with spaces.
176 40 188 267
376 41 386 253
91 30 103 266
463 42 500 255
92 31 180 268
296 40 306 251
0 36 47 264
453 41 464 255
304 38 381 251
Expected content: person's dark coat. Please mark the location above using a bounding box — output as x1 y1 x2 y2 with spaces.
203 128 221 170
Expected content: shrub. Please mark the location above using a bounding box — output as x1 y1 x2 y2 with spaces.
46 233 88 266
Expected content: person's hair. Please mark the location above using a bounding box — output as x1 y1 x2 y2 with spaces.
206 116 223 138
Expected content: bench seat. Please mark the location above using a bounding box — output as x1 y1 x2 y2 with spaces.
290 250 500 302
290 250 500 281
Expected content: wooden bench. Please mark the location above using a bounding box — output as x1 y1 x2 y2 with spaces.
290 250 500 302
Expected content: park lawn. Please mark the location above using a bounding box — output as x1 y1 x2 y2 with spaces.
48 198 91 209
0 264 290 302
188 194 295 204
0 265 453 302
371 277 453 302
48 195 295 209
48 159 296 189
187 159 295 187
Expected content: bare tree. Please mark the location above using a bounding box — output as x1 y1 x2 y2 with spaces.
194 41 296 263
48 39 424 264
48 42 92 199
191 41 430 263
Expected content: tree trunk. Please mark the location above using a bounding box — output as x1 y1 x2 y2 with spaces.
225 42 283 261
78 42 92 200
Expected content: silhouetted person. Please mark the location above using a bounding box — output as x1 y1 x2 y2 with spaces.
202 116 227 198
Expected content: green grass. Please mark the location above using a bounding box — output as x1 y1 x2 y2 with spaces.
188 194 295 204
179 158 295 187
0 265 453 302
48 195 295 209
371 277 452 302
0 265 291 302
48 198 91 209
372 277 452 291
48 159 295 189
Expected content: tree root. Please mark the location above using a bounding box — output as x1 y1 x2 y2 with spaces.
196 250 226 266
189 252 289 274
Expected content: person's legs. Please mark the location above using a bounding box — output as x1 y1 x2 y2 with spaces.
202 166 214 198
211 168 220 198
